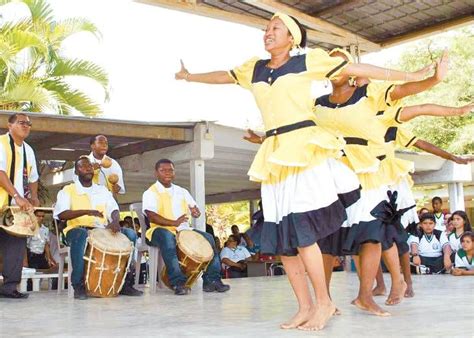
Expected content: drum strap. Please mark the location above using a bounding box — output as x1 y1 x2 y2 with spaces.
7 134 28 205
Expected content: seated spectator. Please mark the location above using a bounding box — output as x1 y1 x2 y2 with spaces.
448 210 472 253
220 235 252 278
26 210 57 290
445 215 454 235
452 232 474 276
206 223 215 237
410 213 452 274
119 220 128 228
431 196 445 231
231 224 254 249
27 210 56 270
443 213 452 233
418 207 429 217
133 217 141 234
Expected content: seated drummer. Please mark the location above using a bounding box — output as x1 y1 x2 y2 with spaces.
142 158 230 295
53 156 142 300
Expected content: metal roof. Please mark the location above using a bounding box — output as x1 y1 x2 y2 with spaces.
138 0 474 53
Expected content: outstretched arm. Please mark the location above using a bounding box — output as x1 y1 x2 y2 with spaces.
399 103 473 122
175 60 234 84
390 50 448 101
341 61 434 82
413 140 473 165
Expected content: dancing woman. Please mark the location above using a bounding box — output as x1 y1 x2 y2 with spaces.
175 13 432 331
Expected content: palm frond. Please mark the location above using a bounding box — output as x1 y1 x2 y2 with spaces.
4 29 48 56
20 0 54 25
0 77 58 112
51 58 109 93
42 79 102 116
50 18 101 43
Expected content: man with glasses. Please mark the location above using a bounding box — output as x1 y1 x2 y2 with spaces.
0 113 39 299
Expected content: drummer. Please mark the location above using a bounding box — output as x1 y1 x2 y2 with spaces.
83 135 125 195
0 113 39 299
142 158 230 295
53 156 142 300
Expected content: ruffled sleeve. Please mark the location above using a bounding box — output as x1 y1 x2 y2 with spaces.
367 82 400 110
229 57 259 90
305 48 349 80
395 126 418 149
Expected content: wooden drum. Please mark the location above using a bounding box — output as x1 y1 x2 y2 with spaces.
84 228 133 297
161 230 213 289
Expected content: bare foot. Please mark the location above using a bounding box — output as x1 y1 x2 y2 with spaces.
280 307 312 329
298 302 336 331
386 281 407 306
404 284 414 298
352 297 391 317
372 285 387 296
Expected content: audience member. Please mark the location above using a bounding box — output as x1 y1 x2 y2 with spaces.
452 232 474 276
133 217 141 234
448 211 472 253
220 235 252 278
418 207 430 216
206 223 215 237
231 224 254 250
445 215 454 234
26 210 56 270
431 197 445 231
410 213 452 274
124 216 133 229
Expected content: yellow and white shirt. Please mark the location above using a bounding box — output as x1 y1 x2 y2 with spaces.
53 181 118 235
142 181 197 240
0 133 38 207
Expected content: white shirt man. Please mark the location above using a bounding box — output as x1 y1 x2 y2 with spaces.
220 245 251 268
27 225 49 255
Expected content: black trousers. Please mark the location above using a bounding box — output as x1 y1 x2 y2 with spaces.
0 229 26 293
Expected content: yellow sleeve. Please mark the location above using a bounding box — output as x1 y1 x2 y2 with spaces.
367 82 400 110
229 57 259 90
305 48 349 80
395 126 418 149
379 102 405 127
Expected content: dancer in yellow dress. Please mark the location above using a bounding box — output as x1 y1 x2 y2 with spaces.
175 13 432 331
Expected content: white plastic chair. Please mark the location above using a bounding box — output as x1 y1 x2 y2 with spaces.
129 202 165 293
54 218 73 298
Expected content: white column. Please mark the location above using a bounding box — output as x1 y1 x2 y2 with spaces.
448 182 465 212
456 182 465 211
190 159 206 231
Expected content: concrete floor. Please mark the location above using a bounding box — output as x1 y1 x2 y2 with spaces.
0 272 472 337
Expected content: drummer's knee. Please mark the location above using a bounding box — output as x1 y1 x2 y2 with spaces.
121 228 137 243
67 227 88 244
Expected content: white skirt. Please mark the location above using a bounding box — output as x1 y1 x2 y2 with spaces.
259 158 361 256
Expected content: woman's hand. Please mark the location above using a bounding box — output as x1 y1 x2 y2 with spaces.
451 155 474 165
451 268 464 276
433 50 449 82
411 62 436 81
243 129 264 144
175 59 190 81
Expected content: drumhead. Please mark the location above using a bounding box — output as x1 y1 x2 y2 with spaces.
177 230 213 262
88 228 132 254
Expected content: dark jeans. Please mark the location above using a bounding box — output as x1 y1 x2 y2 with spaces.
148 228 221 287
420 255 445 274
66 227 137 286
0 229 26 293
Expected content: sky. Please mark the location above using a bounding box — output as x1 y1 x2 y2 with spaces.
0 0 454 130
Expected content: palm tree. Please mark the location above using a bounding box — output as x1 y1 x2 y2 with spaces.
0 0 109 116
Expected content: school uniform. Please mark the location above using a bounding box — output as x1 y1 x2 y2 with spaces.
411 230 450 273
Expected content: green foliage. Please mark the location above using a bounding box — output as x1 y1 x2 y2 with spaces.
390 28 474 154
0 0 109 115
206 201 250 241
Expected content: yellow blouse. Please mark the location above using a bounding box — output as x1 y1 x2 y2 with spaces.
230 48 349 182
313 83 416 189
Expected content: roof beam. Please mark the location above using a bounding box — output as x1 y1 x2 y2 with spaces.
0 111 192 141
135 0 370 49
312 0 366 17
380 15 474 49
242 0 380 52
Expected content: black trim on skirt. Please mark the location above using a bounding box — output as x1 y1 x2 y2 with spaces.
318 226 351 256
259 199 347 256
342 218 385 255
338 185 361 209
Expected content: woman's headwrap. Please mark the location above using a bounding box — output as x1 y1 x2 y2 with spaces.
272 12 302 48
